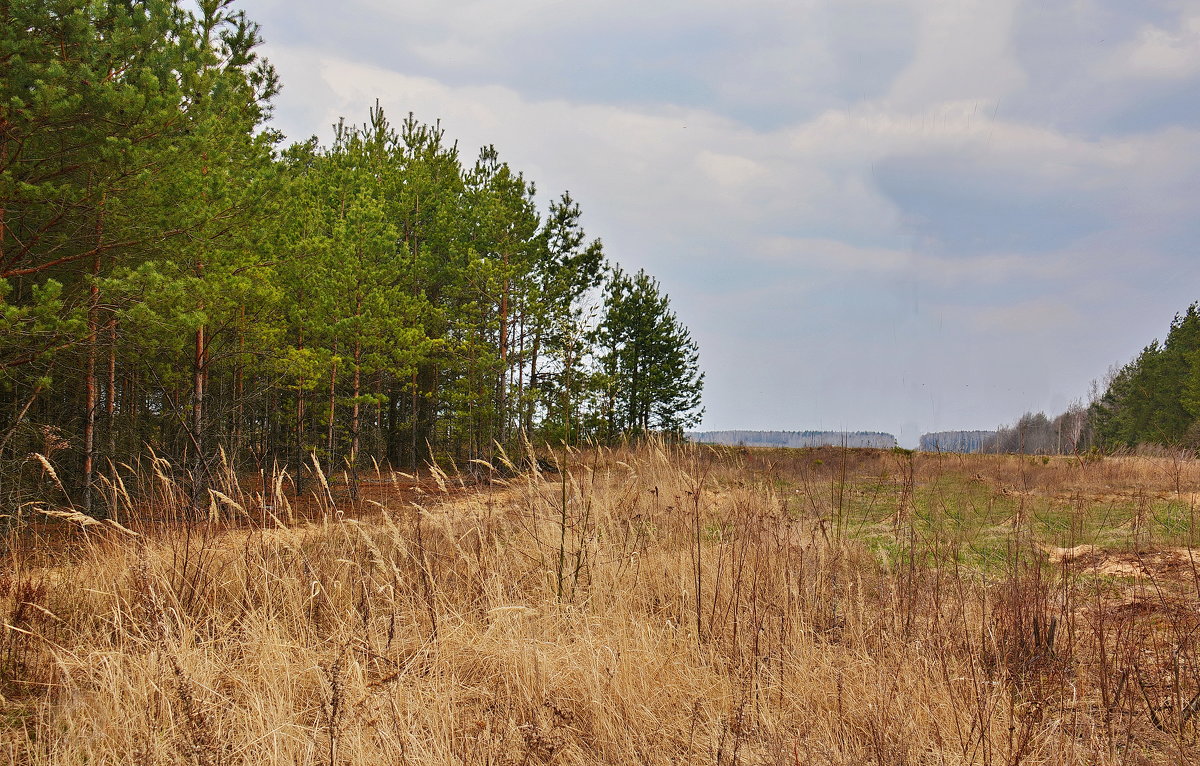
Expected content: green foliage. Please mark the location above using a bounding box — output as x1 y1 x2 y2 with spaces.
594 267 704 436
1092 303 1200 447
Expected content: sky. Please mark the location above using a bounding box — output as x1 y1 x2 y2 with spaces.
243 0 1200 447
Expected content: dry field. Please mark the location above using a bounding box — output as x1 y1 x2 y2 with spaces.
3 443 1200 764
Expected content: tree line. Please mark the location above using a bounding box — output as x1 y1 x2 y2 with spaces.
933 304 1200 456
1088 304 1200 449
0 0 704 514
692 431 898 449
997 304 1200 455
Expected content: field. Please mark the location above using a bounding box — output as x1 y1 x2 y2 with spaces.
3 443 1200 764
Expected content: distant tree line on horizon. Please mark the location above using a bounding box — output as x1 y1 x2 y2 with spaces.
690 431 898 449
919 406 1091 455
0 0 704 515
918 431 995 453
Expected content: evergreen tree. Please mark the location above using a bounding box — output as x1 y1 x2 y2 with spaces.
1093 304 1200 447
451 145 540 455
277 110 430 477
594 267 703 437
527 192 606 442
387 115 464 468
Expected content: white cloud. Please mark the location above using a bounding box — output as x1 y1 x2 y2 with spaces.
886 0 1026 109
754 237 1083 285
695 151 769 190
262 43 1200 279
1122 12 1200 79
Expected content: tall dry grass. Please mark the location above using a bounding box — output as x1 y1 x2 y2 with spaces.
1 442 1199 764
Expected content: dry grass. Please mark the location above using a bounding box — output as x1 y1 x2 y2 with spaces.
2 442 1200 764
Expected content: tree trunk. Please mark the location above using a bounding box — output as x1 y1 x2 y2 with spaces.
0 112 6 270
191 323 207 515
498 254 510 445
527 333 540 436
349 338 361 499
350 298 362 466
106 318 117 459
410 371 419 471
233 306 245 460
326 353 338 475
294 328 307 497
294 387 306 496
83 192 105 515
515 314 525 437
82 252 100 515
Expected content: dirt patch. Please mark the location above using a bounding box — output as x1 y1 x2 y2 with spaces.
1043 543 1200 581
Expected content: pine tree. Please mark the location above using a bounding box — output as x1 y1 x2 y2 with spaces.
527 192 606 442
283 110 431 476
594 267 703 438
455 145 540 454
388 114 464 468
1093 304 1200 447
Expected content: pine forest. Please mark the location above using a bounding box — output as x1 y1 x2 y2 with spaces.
0 0 705 514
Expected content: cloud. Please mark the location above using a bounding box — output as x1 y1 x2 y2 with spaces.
1121 11 1200 80
951 298 1085 335
262 38 1200 320
1003 0 1200 135
886 0 1026 110
754 237 1081 285
695 151 769 190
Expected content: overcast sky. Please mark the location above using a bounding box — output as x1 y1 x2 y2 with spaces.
244 0 1200 446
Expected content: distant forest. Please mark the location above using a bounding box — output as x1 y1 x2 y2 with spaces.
0 0 704 514
919 431 995 453
919 404 1090 456
690 431 898 449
